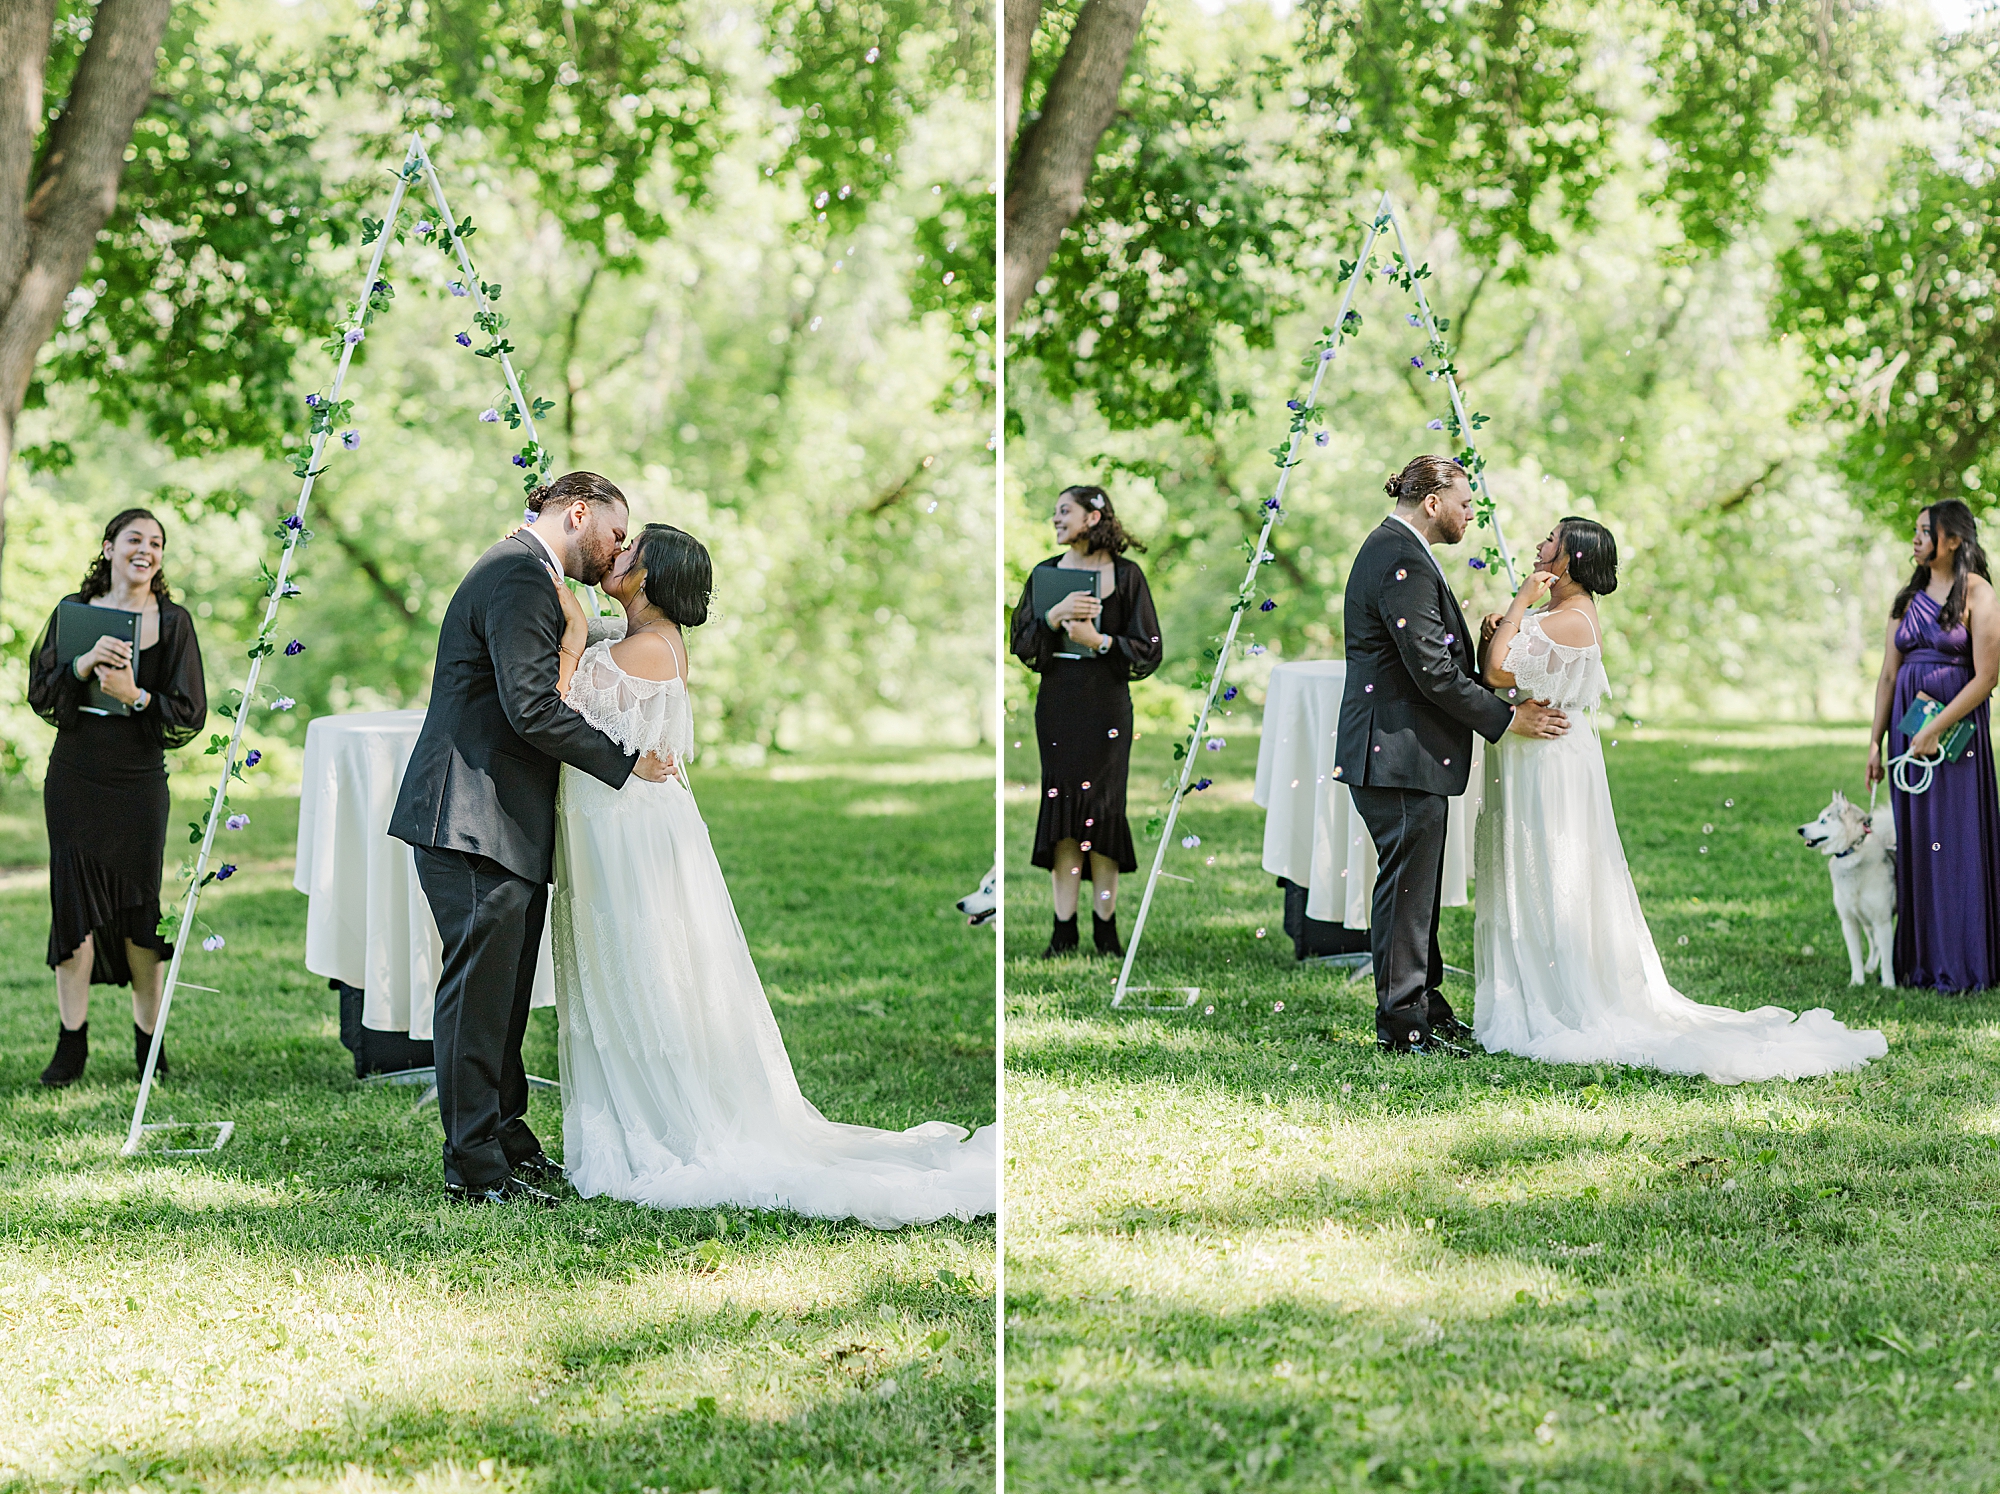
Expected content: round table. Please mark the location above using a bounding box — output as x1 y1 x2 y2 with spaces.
293 709 555 1041
1252 659 1481 928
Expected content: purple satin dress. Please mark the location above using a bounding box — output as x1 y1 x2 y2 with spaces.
1891 590 2000 992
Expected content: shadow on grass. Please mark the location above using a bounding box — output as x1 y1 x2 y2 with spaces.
8 1299 992 1494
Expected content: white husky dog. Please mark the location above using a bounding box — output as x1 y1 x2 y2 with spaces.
956 864 997 927
1798 791 1897 987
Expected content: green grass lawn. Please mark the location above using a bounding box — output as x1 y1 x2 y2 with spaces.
1004 719 2000 1492
0 754 996 1493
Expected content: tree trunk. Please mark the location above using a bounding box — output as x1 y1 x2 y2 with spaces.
1001 0 1147 333
1003 0 1044 156
0 0 173 610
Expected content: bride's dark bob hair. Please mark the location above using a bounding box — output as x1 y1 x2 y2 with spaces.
633 523 711 628
1557 516 1619 595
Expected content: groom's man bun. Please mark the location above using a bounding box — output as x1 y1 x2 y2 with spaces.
1386 454 1463 506
526 471 626 515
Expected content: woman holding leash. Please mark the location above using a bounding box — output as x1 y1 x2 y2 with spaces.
1866 499 2000 992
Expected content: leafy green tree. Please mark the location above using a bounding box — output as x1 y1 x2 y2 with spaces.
1777 142 2000 527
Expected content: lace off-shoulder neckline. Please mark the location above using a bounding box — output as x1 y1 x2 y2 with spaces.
581 638 688 692
1522 609 1599 656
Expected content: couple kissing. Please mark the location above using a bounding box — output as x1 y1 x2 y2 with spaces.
390 471 995 1223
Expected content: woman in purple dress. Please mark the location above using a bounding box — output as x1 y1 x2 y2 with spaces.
1866 500 2000 992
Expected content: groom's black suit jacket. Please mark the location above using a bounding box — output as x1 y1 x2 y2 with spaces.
390 533 635 885
1336 517 1513 798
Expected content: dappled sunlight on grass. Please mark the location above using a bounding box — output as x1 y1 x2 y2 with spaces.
1007 724 2000 1490
1 772 994 1492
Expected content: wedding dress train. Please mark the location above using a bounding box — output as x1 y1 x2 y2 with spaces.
1473 611 1887 1083
550 641 995 1227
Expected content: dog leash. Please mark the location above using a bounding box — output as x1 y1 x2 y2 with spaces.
1886 746 1946 796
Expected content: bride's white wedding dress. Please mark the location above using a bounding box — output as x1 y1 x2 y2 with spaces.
1473 610 1887 1083
548 640 995 1227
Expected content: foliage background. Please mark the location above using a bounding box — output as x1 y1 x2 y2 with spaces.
1004 0 1990 734
1 0 995 787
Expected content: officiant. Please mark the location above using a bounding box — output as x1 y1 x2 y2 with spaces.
27 507 208 1088
1010 484 1163 960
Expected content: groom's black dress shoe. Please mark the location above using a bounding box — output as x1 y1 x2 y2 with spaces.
510 1152 569 1190
1431 1015 1475 1044
1375 1032 1472 1059
445 1176 560 1209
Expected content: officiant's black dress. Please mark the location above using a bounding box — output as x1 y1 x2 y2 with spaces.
28 596 207 984
1011 557 1163 876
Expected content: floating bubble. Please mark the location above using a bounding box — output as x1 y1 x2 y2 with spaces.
1396 568 1408 581
1703 824 1713 834
1255 929 1266 939
1699 847 1708 854
1204 1005 1216 1015
1273 1001 1284 1012
1802 945 1815 955
1677 935 1689 945
1724 799 1734 808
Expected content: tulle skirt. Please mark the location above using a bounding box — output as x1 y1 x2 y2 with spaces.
552 767 995 1227
1472 718 1887 1084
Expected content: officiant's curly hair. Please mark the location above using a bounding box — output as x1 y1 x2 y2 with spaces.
79 507 173 603
1061 485 1146 555
632 524 711 628
1557 517 1619 595
525 471 625 515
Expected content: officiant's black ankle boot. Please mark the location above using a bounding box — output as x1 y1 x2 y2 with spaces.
1092 912 1125 958
135 1023 169 1080
1042 914 1079 959
40 1023 87 1088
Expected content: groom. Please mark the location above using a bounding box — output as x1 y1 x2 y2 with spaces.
1335 456 1567 1054
391 471 670 1205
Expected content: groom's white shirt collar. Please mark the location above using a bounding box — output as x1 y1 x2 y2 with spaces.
519 523 565 579
1387 513 1443 575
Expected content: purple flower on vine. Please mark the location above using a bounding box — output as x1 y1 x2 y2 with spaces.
1286 400 1302 411
479 409 500 423
1265 498 1281 512
455 332 472 347
372 280 389 293
341 430 360 450
1260 599 1276 612
273 696 295 711
284 639 304 656
1468 557 1488 570
216 864 236 880
1314 431 1329 446
415 220 433 235
203 934 225 951
1428 419 1444 430
305 393 322 408
344 328 363 345
225 813 249 831
244 749 261 767
283 515 303 531
1410 356 1424 369
1406 314 1422 327
512 454 530 467
449 281 469 297
1194 778 1213 791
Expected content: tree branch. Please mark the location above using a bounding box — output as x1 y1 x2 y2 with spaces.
1004 0 1045 156
0 0 55 315
1002 0 1149 333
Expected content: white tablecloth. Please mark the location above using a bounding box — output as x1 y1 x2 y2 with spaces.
293 710 554 1039
1252 659 1481 927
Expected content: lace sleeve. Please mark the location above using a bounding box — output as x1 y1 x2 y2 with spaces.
562 642 695 760
1502 613 1608 709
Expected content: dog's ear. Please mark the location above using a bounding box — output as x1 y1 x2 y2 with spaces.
1831 789 1847 809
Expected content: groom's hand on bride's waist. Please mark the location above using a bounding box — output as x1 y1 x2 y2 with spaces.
1509 698 1569 738
632 752 676 782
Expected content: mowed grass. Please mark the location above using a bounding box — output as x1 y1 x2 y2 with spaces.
1004 720 2000 1492
0 754 996 1494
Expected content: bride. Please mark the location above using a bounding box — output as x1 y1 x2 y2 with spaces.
542 523 994 1226
1472 518 1887 1083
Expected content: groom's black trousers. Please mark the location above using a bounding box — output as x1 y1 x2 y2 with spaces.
1347 786 1456 1046
412 846 546 1191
